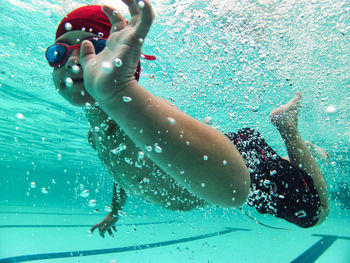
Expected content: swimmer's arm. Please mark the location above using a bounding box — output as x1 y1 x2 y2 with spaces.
96 81 250 208
110 182 127 216
80 1 250 207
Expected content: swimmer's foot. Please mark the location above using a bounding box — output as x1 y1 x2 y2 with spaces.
270 92 302 137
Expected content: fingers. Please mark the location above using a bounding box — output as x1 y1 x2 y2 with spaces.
135 0 154 40
122 0 140 24
104 1 154 41
80 40 96 69
89 223 98 233
122 0 154 39
102 5 127 34
90 223 117 238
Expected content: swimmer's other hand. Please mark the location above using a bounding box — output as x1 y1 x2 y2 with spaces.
90 212 118 238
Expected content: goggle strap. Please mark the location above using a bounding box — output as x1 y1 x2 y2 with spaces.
141 53 156 61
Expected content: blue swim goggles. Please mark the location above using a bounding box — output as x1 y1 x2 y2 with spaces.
45 37 106 68
46 37 156 68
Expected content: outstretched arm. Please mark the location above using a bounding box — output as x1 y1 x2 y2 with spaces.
90 183 127 238
80 0 250 208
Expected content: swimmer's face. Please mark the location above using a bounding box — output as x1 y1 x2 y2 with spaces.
52 31 97 107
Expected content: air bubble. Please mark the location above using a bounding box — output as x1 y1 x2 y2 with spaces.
167 117 176 125
138 1 145 8
122 96 132 103
223 160 227 165
104 206 112 212
138 151 144 159
114 58 123 67
64 22 72 31
101 61 113 74
98 32 104 38
141 178 150 184
325 105 337 114
154 145 162 153
16 113 24 119
41 188 48 194
203 155 208 161
204 116 213 124
65 77 73 88
138 38 144 44
30 182 37 189
81 91 85 96
201 183 205 188
71 65 81 74
80 190 90 198
111 143 127 154
88 200 97 207
145 145 152 152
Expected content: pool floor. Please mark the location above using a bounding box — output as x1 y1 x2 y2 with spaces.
0 205 349 263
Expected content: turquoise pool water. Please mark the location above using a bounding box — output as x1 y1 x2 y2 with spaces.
0 0 349 262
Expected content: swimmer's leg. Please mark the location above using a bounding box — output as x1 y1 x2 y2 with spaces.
270 92 330 225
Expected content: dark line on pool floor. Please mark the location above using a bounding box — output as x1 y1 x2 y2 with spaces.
0 211 105 216
0 227 250 263
0 220 183 229
290 234 350 263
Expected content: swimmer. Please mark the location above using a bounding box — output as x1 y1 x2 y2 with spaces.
46 0 329 237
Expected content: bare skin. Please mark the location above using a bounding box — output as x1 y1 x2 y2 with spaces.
50 1 328 237
52 0 250 237
270 92 330 225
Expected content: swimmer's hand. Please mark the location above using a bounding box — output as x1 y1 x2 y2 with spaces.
80 0 154 104
90 212 119 238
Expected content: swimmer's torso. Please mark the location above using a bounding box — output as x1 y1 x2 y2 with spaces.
87 111 205 211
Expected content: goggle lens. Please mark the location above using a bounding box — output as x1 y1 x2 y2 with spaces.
45 38 106 67
46 44 67 64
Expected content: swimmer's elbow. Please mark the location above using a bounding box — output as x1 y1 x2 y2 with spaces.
217 181 250 208
224 189 249 208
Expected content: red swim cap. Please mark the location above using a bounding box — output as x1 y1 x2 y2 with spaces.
55 5 111 40
55 5 156 81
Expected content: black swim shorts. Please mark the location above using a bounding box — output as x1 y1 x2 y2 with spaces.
225 128 321 228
